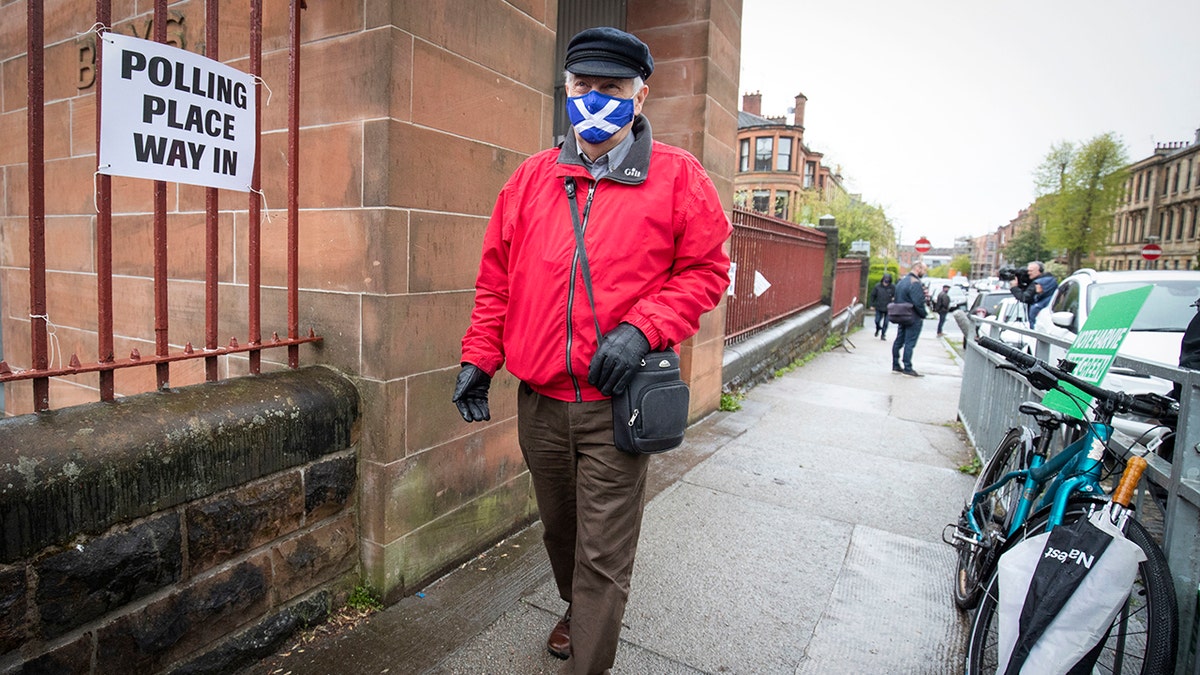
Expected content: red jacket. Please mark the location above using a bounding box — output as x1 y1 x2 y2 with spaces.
461 116 732 402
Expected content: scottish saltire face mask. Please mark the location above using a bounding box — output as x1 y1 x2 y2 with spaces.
567 90 635 144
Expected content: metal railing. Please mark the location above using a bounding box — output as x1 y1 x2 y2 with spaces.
1 0 319 413
725 207 827 344
832 258 862 316
959 315 1200 674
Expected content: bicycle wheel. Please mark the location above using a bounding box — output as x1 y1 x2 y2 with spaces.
953 427 1031 610
965 499 1178 675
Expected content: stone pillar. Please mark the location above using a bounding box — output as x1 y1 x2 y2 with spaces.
847 250 870 308
818 214 839 307
628 0 742 418
356 2 556 602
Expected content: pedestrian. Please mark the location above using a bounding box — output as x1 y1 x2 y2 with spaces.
892 261 929 376
868 273 895 340
452 26 732 675
1009 260 1058 327
1170 297 1200 402
935 284 951 336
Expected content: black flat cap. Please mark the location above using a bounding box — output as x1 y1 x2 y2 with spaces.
565 27 653 80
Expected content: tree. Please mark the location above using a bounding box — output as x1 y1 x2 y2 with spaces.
1034 141 1074 196
928 263 950 278
950 254 971 277
1002 220 1054 267
791 190 894 260
1034 133 1129 272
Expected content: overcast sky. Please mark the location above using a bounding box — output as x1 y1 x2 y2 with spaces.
739 0 1200 249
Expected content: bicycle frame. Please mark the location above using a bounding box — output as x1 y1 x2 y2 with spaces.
965 417 1113 540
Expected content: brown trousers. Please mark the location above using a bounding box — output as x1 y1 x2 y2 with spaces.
517 383 650 675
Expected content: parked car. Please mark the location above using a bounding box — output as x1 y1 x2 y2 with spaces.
922 278 968 311
972 277 1003 292
1032 268 1200 394
993 297 1037 354
970 296 1037 353
968 290 1013 318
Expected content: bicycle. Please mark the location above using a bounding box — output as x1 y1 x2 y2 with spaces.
945 335 1179 674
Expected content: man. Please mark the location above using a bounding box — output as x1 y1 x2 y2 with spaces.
1010 260 1058 326
452 27 731 674
868 273 895 340
934 284 951 337
892 261 928 376
1170 297 1200 401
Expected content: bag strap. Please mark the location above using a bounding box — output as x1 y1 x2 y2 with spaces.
564 177 604 344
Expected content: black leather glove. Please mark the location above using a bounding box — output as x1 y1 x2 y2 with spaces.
452 363 491 422
588 323 651 397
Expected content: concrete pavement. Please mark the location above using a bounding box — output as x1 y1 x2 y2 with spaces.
243 314 977 674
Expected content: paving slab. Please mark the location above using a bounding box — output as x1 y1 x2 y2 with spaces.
241 320 978 675
794 525 971 674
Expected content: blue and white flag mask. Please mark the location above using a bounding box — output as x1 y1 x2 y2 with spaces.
567 90 635 144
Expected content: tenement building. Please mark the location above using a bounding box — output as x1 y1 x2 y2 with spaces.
1098 130 1200 271
969 206 1039 279
734 91 843 222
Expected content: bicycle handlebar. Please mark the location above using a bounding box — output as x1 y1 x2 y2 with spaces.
975 335 1166 418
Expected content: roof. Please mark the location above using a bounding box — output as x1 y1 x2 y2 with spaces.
738 110 783 129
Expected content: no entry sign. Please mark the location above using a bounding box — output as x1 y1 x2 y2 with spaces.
1141 244 1162 261
914 237 932 254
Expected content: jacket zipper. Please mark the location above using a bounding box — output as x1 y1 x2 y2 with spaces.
566 180 597 402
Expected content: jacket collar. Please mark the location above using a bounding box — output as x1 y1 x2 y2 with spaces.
558 115 652 185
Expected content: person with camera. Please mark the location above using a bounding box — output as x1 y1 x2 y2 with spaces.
1008 260 1058 326
452 27 731 674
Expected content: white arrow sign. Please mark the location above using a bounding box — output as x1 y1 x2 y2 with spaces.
753 270 772 297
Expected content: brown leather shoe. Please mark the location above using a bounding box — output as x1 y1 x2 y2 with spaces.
546 608 571 660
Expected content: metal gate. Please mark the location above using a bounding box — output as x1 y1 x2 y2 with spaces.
2 0 319 413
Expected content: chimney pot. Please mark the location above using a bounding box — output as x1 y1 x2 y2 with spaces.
793 93 808 129
742 91 762 116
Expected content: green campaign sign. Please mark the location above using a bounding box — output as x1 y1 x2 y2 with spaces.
1042 285 1152 414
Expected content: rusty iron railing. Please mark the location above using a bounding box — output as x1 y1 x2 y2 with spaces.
832 258 863 316
1 0 319 413
725 207 828 344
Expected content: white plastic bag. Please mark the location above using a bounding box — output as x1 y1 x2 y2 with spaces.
996 507 1146 674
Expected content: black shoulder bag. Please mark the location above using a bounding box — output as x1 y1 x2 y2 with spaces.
564 177 690 454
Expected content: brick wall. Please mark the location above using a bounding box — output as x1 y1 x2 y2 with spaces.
0 367 360 674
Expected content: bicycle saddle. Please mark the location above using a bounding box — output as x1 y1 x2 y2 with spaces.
1018 401 1067 428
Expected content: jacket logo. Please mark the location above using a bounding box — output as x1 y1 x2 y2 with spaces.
657 359 671 368
624 167 642 178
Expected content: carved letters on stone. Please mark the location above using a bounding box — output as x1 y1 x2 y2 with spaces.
77 12 193 91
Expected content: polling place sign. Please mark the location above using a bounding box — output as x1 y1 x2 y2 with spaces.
98 32 255 192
